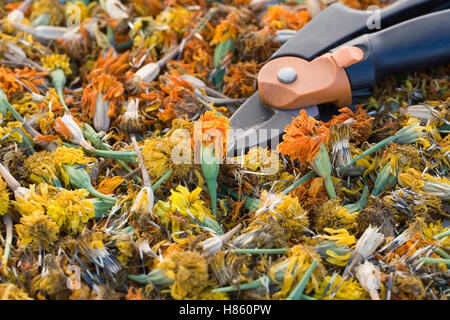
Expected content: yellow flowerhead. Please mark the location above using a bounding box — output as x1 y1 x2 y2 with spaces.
47 188 94 234
381 143 424 176
16 212 59 250
399 168 450 200
258 191 309 236
142 137 192 181
422 221 450 247
321 228 356 246
0 122 24 145
156 6 193 35
315 199 357 232
24 150 59 185
314 275 370 300
270 244 324 299
41 54 72 75
14 183 59 216
0 177 9 216
52 146 97 185
30 0 65 26
169 185 212 224
0 283 33 300
157 250 209 300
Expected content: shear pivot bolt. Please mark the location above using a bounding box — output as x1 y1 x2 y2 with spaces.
277 67 297 84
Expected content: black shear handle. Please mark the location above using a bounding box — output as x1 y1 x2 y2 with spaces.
343 9 450 97
272 0 450 61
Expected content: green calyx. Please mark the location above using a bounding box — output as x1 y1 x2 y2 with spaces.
201 143 220 217
50 68 69 112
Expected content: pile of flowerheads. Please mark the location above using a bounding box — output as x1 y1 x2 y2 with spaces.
0 0 447 300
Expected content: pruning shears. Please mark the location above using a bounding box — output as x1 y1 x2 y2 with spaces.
227 0 450 157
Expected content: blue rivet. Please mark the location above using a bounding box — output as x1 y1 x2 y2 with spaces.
277 67 297 84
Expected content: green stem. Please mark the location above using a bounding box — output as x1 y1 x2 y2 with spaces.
211 275 314 300
419 257 450 265
312 144 335 199
56 84 68 112
151 169 173 191
207 178 218 217
322 175 336 199
433 229 450 240
0 91 34 153
286 259 317 300
231 248 288 255
371 164 396 196
221 185 261 211
343 185 369 213
62 142 139 163
89 149 138 162
201 144 219 217
282 170 316 195
339 136 396 170
86 185 117 203
212 277 265 293
83 125 141 181
115 40 133 50
432 248 450 259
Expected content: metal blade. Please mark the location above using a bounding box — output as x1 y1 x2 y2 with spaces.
227 92 319 157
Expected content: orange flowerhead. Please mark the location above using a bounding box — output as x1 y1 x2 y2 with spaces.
263 5 310 31
193 111 230 157
197 111 230 144
322 105 374 144
0 67 46 97
87 48 131 81
279 109 329 164
82 74 124 119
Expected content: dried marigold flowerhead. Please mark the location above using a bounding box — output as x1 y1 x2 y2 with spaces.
23 150 60 186
41 54 72 75
16 212 59 250
169 185 222 235
0 283 33 300
263 5 311 31
82 74 124 132
279 109 330 165
223 61 259 98
314 275 369 300
88 48 131 81
398 168 450 200
157 250 209 300
258 190 309 237
210 12 240 46
0 67 46 97
54 115 94 150
194 110 230 152
46 188 95 234
324 106 374 144
269 244 324 299
142 128 193 181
